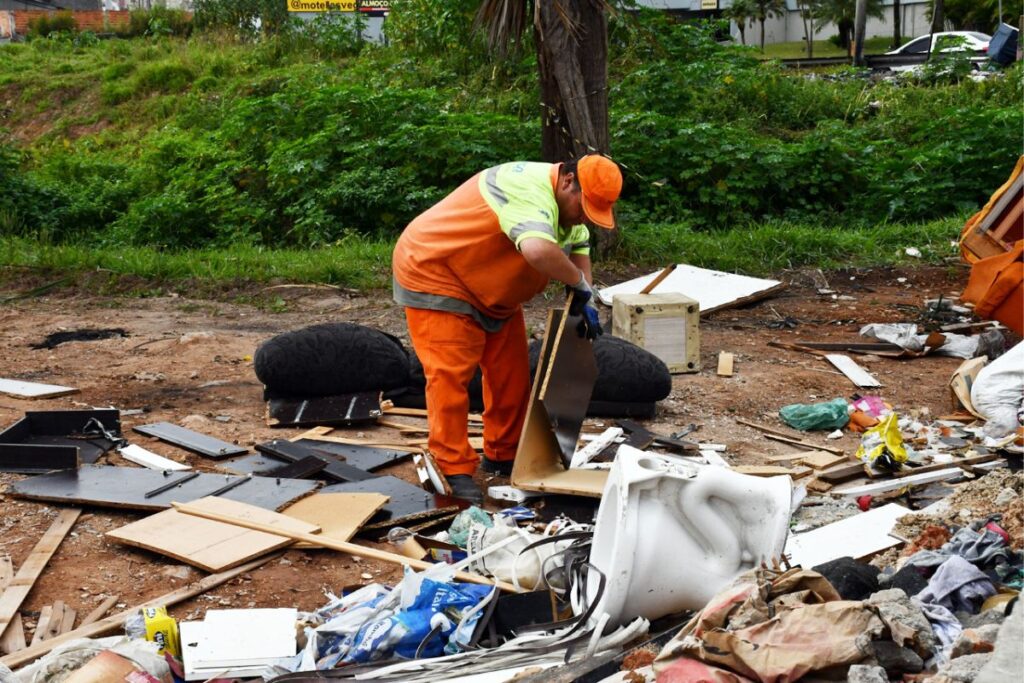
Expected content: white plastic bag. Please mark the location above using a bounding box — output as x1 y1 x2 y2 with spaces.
971 341 1024 438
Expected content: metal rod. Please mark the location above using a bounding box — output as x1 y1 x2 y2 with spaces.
143 471 200 498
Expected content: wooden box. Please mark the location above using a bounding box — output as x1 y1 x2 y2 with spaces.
611 293 700 374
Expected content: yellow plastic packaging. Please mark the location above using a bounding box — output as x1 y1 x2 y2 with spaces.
855 413 907 470
142 606 180 657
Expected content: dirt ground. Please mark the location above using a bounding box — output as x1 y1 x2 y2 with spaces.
0 263 1005 647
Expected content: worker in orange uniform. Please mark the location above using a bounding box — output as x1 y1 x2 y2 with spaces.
392 155 623 503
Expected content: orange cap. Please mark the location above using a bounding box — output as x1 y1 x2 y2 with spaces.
577 155 622 229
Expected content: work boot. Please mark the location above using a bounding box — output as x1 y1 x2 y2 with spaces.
448 475 484 505
479 457 514 476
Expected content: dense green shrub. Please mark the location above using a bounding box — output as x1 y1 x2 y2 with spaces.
27 11 77 38
193 0 290 38
119 7 194 38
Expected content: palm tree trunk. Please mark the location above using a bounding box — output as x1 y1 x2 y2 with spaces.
892 0 901 48
535 0 615 254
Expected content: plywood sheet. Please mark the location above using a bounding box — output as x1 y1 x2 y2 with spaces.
107 497 321 572
281 493 388 547
266 392 381 428
8 465 317 512
598 264 784 314
0 379 77 400
786 503 910 568
320 476 460 532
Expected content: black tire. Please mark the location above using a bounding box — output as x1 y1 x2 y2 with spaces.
528 334 671 403
254 323 410 397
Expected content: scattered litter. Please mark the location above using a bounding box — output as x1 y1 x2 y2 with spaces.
786 503 910 568
780 397 851 431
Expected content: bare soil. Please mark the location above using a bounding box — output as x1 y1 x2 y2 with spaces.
0 264 1001 647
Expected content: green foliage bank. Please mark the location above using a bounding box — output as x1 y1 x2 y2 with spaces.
0 9 1020 261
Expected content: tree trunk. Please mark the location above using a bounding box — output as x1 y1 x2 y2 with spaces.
892 0 901 48
535 0 615 255
800 4 813 58
760 18 766 51
738 22 746 45
931 0 944 33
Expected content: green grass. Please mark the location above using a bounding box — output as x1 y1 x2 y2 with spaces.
0 216 965 296
618 215 965 274
757 36 898 60
0 236 395 289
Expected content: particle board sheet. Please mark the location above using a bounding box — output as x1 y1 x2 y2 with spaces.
281 492 389 547
106 497 321 572
597 264 785 314
218 454 287 476
0 444 78 474
538 296 599 467
0 379 78 400
785 503 911 569
266 392 382 428
8 465 318 512
290 438 415 471
132 422 248 459
511 309 608 498
319 476 461 533
825 354 882 388
0 409 121 467
255 439 379 482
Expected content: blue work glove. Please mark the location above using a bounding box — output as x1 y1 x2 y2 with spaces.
567 273 603 341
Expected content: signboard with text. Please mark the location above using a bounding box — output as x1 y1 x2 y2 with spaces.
287 0 390 12
700 0 718 9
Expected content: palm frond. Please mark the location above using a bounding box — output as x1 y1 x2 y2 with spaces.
474 0 530 56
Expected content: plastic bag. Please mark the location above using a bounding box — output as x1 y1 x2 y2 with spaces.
465 523 558 591
971 340 1024 438
779 398 850 431
339 579 493 664
448 506 493 548
855 413 907 471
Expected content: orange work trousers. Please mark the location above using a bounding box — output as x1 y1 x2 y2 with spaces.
404 307 530 476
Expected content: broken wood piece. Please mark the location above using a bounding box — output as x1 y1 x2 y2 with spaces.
0 379 78 400
570 427 623 469
172 501 520 592
0 554 280 670
0 613 25 655
817 462 871 484
0 508 81 642
107 497 321 573
80 595 118 627
794 450 848 470
833 467 964 497
716 352 734 377
805 478 833 493
412 451 451 496
380 405 484 424
735 419 844 454
767 340 831 357
733 465 812 479
825 354 882 388
299 432 425 453
765 452 810 463
281 493 389 548
893 454 997 478
28 606 51 647
638 264 677 295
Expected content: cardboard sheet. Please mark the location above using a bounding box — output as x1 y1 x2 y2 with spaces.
0 379 78 400
106 496 321 572
598 264 784 313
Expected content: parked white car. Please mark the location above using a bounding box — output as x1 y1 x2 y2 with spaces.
886 31 991 56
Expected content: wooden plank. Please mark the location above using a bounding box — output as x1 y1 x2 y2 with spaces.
735 419 844 454
0 613 26 655
786 503 910 568
834 468 964 497
0 555 280 670
106 497 321 573
892 454 997 478
80 595 118 627
28 606 51 646
733 465 812 479
0 379 78 400
716 352 734 377
767 340 831 357
765 452 811 463
0 508 80 643
381 406 484 424
825 354 882 388
639 264 677 294
817 462 870 484
795 451 848 470
281 493 389 548
172 501 519 592
299 433 425 453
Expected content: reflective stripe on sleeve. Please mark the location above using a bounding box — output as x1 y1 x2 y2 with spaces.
484 166 509 206
509 221 556 242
